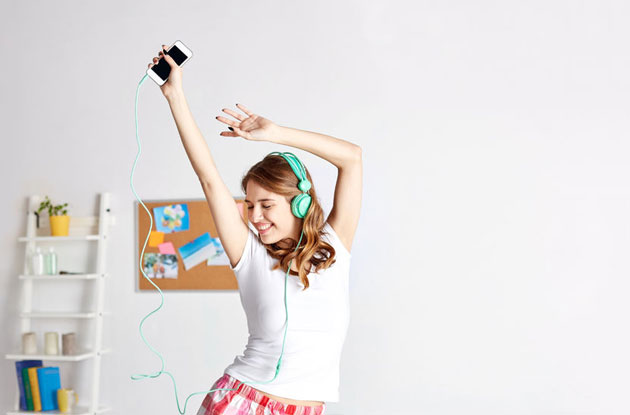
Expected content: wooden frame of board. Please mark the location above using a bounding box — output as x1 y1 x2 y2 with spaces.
134 197 249 291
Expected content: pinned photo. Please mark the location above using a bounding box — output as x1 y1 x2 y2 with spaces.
178 232 215 271
142 253 178 279
153 204 190 233
207 237 231 266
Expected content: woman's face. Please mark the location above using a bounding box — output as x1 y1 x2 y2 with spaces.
245 181 301 244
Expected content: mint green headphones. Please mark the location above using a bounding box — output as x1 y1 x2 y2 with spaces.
268 151 312 219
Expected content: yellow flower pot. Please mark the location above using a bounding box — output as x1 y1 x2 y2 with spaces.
50 215 70 236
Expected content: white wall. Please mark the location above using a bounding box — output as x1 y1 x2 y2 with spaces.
1 1 629 414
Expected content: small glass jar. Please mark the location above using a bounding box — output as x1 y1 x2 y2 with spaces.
31 247 44 275
45 247 58 275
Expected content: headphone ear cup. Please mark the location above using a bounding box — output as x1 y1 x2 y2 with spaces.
291 194 312 218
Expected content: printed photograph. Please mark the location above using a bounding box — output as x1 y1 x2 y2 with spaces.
142 253 178 279
153 204 190 233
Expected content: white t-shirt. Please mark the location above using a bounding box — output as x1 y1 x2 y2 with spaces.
223 221 351 402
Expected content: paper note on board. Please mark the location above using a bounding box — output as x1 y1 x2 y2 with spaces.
148 231 165 247
158 241 176 255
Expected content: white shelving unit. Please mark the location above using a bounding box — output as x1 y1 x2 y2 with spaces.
5 193 115 415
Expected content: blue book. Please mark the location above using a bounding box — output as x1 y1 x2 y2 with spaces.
36 366 61 411
15 360 43 410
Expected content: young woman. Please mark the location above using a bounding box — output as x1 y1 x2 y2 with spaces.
149 45 362 415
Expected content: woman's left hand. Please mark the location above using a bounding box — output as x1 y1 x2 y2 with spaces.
215 104 279 142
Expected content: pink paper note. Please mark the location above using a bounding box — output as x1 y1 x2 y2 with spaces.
158 241 176 255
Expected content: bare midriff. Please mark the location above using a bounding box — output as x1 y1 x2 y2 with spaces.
252 387 324 407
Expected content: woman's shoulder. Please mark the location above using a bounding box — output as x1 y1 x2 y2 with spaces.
230 224 268 273
322 221 351 257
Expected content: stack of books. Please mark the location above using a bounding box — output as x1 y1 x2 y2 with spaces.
14 360 61 411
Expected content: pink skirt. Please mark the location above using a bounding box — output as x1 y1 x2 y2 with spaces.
196 373 326 415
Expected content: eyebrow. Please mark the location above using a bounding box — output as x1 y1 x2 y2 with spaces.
244 198 276 203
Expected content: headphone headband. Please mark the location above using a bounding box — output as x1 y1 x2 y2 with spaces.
268 151 312 218
269 151 312 192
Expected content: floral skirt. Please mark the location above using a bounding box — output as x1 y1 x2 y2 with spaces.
196 373 326 415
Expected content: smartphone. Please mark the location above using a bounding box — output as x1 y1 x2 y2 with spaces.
146 40 193 86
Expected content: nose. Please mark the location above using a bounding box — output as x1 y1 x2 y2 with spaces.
249 205 264 222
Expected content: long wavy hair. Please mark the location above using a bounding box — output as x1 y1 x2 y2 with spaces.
241 153 337 290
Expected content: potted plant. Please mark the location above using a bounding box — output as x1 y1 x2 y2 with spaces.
36 196 70 236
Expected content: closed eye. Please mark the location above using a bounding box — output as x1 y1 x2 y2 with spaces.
246 205 272 209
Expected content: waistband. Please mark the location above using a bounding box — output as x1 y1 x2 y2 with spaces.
220 372 326 415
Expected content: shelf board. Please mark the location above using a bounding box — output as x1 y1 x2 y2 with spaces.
7 405 111 415
19 274 107 280
5 348 111 362
19 311 112 319
18 235 103 242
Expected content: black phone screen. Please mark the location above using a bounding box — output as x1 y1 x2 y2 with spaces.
151 45 188 81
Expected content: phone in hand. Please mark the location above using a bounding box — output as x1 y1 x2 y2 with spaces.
146 40 193 86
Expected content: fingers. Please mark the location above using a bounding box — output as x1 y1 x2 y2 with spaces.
160 45 179 67
230 124 247 137
147 44 173 69
148 50 163 68
215 115 239 128
220 106 255 130
221 129 254 141
216 105 257 141
220 125 248 138
222 108 246 122
236 103 254 116
162 52 176 66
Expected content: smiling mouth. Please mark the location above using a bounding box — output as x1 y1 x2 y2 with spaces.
257 224 273 234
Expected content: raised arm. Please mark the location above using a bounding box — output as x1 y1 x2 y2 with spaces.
216 104 362 253
274 126 362 253
149 46 248 268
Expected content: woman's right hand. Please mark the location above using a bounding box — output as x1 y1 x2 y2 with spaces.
148 44 184 99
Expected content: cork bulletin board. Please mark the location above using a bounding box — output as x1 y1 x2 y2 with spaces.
134 197 249 291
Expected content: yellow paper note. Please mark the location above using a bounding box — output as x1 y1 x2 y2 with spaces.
148 231 165 247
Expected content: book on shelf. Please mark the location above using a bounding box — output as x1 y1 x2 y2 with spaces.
15 360 61 411
15 360 41 411
38 366 62 411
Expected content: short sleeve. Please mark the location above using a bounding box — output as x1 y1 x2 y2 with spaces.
323 222 351 258
230 225 261 273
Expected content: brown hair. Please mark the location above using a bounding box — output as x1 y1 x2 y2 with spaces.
241 153 337 290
